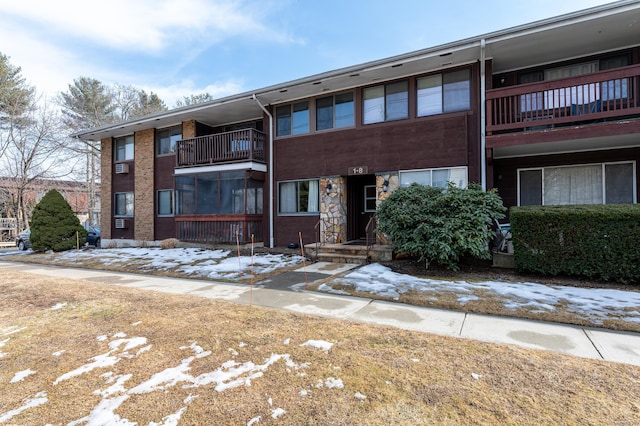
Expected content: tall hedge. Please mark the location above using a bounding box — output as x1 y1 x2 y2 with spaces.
510 205 640 283
30 189 87 252
376 183 505 270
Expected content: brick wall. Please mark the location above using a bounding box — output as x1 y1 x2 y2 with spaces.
100 138 112 239
134 129 155 241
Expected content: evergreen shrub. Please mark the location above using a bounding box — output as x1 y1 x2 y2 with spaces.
30 189 87 252
510 204 640 283
376 183 506 270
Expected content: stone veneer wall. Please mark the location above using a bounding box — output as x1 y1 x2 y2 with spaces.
134 129 155 241
319 177 347 244
100 138 113 239
375 173 399 244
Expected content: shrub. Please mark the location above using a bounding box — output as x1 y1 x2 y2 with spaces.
511 204 640 283
30 189 87 252
376 183 506 270
160 238 179 249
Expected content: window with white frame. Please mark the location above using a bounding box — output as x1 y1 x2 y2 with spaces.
363 81 408 124
156 126 182 155
399 167 468 189
316 92 354 130
157 189 174 216
276 101 309 136
115 135 134 162
278 179 319 214
417 69 471 117
115 192 134 217
518 162 636 206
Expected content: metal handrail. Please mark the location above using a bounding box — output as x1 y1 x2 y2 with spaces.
365 216 376 263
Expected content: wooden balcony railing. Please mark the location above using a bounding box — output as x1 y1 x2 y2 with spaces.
176 128 266 167
175 214 263 244
487 64 640 134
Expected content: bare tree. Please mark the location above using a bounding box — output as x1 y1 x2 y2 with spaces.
58 78 168 226
0 95 79 230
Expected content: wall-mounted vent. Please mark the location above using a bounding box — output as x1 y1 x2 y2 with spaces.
115 218 127 229
115 163 129 174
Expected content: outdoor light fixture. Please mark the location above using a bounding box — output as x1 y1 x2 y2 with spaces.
383 180 389 192
326 182 332 193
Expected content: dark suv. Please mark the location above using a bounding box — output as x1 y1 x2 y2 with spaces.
16 229 31 251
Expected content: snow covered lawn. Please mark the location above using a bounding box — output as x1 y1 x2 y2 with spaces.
2 271 639 425
319 263 640 328
41 247 304 281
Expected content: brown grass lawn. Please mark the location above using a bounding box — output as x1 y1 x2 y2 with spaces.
1 270 640 425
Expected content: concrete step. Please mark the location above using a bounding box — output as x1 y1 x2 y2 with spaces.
317 252 369 265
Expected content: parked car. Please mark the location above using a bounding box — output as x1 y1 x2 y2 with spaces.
16 229 31 251
85 226 101 247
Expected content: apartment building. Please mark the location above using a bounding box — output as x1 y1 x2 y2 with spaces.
73 1 640 248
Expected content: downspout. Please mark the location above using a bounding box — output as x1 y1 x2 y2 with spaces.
252 94 275 248
480 38 487 191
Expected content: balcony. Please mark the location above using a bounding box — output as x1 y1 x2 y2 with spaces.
176 128 266 168
486 64 640 137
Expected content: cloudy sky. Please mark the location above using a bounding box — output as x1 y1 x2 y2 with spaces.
0 0 620 108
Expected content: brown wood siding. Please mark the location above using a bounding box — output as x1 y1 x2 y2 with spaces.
493 147 640 209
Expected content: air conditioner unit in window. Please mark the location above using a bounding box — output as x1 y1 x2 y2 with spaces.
115 163 129 174
115 218 127 229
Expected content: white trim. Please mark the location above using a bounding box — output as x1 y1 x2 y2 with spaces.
174 162 267 175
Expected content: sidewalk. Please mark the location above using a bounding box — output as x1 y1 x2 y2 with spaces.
3 260 640 366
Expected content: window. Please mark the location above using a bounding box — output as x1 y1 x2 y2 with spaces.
363 81 408 124
316 92 354 130
156 126 182 155
115 192 134 217
276 101 309 136
518 162 636 206
364 185 377 212
417 69 471 117
157 190 174 216
279 180 319 214
175 176 195 215
115 135 134 162
175 172 264 215
399 167 468 189
600 55 630 101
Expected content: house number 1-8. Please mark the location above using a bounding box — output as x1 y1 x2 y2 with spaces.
349 166 368 175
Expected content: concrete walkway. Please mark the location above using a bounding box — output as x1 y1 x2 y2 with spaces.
2 260 640 367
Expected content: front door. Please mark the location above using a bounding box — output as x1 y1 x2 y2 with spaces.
347 175 376 242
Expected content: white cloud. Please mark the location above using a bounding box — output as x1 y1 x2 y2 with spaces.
0 0 292 53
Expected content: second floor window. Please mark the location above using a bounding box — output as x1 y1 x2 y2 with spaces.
363 81 408 124
156 126 182 155
316 92 354 130
276 101 309 136
115 135 134 162
417 68 471 117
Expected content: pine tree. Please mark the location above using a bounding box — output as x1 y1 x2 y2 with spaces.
30 189 87 251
